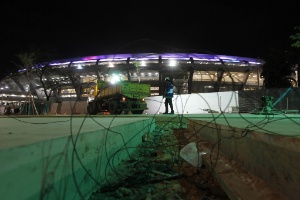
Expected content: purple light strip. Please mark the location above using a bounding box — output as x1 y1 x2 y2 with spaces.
48 53 264 66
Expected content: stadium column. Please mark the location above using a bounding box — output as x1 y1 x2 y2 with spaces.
188 57 194 94
95 59 101 80
158 56 163 96
242 69 251 90
214 67 224 92
126 57 131 81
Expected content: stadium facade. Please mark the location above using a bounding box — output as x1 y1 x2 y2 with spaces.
0 53 265 106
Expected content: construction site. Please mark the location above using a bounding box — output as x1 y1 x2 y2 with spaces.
0 53 299 199
0 111 299 200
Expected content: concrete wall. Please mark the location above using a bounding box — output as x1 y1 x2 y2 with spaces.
0 118 155 200
187 119 300 200
49 101 88 115
145 91 239 114
46 91 238 115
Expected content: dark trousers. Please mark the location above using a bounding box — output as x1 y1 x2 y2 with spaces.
164 98 173 112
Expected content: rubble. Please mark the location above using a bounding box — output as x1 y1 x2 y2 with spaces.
89 122 229 200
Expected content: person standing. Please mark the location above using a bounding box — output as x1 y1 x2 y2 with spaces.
163 77 174 114
4 103 12 115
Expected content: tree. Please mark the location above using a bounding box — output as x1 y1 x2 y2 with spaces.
66 67 82 101
12 46 59 113
260 26 300 89
290 26 300 87
35 65 69 101
260 48 295 89
290 26 300 48
14 52 39 114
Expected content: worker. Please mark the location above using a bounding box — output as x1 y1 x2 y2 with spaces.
4 103 12 115
163 77 174 114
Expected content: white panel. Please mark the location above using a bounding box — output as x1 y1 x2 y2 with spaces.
145 91 239 114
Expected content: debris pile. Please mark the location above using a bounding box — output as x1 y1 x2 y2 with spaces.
89 122 229 200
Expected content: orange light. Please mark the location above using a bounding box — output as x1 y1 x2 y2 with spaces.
122 97 126 102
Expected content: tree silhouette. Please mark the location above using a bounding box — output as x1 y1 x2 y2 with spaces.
260 48 294 89
290 26 300 48
14 52 39 114
290 26 300 86
35 65 69 101
260 25 300 89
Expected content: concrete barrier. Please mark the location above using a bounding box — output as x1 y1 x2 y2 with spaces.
187 118 300 199
145 92 239 114
0 117 155 200
49 101 88 115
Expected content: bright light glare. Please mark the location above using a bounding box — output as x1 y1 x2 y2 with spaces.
110 74 121 84
140 61 146 66
108 62 114 68
169 59 177 67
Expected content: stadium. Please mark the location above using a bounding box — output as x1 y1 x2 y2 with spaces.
0 52 265 105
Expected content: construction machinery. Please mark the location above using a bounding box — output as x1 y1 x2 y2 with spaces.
87 80 151 115
249 87 294 115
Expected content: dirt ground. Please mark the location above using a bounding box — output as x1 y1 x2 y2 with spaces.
89 122 230 200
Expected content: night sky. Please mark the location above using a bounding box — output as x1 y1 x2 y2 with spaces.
1 1 300 72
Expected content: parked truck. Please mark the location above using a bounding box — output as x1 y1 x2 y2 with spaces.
87 81 151 115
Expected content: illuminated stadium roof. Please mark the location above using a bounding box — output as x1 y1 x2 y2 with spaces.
44 52 264 67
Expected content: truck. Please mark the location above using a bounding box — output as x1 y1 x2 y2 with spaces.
87 81 151 115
